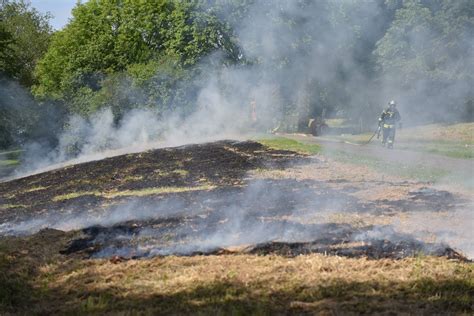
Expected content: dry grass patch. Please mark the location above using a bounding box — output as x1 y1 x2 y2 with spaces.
400 122 474 143
28 254 474 314
52 185 216 201
173 169 189 177
121 175 144 182
23 186 48 193
103 185 215 198
350 183 419 201
250 168 290 179
0 203 27 209
153 168 189 178
52 191 101 202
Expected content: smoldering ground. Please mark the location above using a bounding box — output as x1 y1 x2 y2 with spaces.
1 1 472 263
0 141 471 260
1 177 470 260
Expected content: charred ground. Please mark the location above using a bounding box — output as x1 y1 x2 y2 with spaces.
0 140 300 223
0 139 472 314
1 140 468 260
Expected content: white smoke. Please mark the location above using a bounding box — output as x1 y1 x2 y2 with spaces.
11 1 471 177
1 1 472 261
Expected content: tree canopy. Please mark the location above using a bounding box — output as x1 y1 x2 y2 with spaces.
375 0 473 120
0 0 52 86
0 0 55 148
33 0 240 116
0 0 472 149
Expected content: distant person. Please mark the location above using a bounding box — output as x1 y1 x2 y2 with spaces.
250 99 257 123
378 100 401 148
249 98 258 130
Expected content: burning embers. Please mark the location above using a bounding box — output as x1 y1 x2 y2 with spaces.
61 219 467 261
57 179 469 261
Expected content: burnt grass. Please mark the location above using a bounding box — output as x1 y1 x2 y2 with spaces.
0 140 469 262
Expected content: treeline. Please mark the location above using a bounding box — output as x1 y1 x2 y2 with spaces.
0 0 473 149
0 0 63 148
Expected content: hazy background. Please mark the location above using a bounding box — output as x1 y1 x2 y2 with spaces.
0 0 472 174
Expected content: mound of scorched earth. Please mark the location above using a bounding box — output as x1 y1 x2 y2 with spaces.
0 140 468 261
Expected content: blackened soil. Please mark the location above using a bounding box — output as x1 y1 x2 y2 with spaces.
0 140 310 224
0 140 469 261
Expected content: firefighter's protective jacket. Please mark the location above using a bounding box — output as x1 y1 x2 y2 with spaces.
379 107 401 128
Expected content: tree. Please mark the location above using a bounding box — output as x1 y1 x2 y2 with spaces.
0 0 52 86
0 1 55 149
0 23 15 78
374 0 474 121
33 0 240 117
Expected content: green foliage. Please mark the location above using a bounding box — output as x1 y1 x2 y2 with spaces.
0 76 66 149
376 0 473 81
0 23 14 77
374 0 474 121
33 0 473 126
33 0 240 117
0 0 52 86
0 1 57 149
1 0 472 151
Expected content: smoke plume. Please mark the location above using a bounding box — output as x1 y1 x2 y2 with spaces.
1 1 472 260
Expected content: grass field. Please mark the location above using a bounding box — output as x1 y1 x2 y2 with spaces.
0 131 472 314
322 148 452 182
258 137 321 154
1 242 472 315
258 133 472 188
324 122 474 159
0 149 21 177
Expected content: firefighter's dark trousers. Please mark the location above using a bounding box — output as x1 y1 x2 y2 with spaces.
382 124 396 147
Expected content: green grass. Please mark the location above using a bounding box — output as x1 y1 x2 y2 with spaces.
0 149 22 158
397 141 474 159
324 149 451 182
322 146 473 188
322 135 474 159
322 122 474 159
0 150 21 177
0 160 19 167
259 136 468 185
258 137 321 155
324 134 474 159
259 136 446 181
0 149 21 167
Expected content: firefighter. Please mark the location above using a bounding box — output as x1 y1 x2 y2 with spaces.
248 98 258 131
378 100 401 148
250 99 257 123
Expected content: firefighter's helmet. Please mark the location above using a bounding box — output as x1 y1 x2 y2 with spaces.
389 100 396 106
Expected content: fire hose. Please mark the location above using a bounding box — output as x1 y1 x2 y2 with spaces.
364 125 381 145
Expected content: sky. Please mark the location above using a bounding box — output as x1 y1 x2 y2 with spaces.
30 0 78 30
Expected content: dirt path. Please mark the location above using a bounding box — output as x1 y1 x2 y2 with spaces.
283 133 474 176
